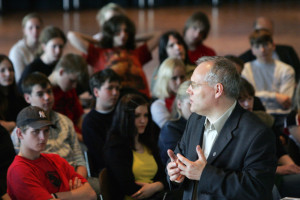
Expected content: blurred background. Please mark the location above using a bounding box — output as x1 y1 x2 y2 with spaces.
1 0 299 82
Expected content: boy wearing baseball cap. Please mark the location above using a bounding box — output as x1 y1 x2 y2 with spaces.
7 106 96 200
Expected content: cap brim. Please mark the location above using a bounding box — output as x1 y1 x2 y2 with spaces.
28 120 55 129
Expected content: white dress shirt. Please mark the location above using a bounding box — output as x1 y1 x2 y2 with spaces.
202 101 237 158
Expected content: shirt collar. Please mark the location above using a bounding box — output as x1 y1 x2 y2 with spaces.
204 101 237 133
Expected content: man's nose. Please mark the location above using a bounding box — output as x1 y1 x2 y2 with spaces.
39 132 46 140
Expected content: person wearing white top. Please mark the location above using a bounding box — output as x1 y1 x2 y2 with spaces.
242 29 295 127
9 13 43 83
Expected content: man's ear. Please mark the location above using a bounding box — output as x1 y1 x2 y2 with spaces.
93 88 99 98
24 93 31 104
214 83 224 99
16 128 24 140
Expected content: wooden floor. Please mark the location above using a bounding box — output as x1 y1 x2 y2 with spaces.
1 1 300 83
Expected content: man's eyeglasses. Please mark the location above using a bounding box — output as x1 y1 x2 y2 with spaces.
189 81 208 89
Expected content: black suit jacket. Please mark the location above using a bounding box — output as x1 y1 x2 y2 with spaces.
239 44 300 81
167 104 277 200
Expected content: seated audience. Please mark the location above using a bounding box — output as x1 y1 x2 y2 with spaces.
0 55 27 133
82 68 121 177
239 78 300 198
0 124 16 200
158 81 191 165
9 13 43 83
183 11 216 64
18 25 66 91
151 58 186 128
48 53 88 142
68 15 159 97
104 94 166 200
7 106 96 200
239 16 300 82
242 29 295 127
11 72 87 178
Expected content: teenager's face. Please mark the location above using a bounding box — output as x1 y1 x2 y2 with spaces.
25 84 54 112
58 71 78 92
0 59 15 86
251 42 274 62
166 35 186 61
184 23 205 45
134 105 149 134
20 126 50 153
168 66 186 94
113 23 128 48
238 95 254 111
42 37 65 63
94 80 120 111
23 18 42 44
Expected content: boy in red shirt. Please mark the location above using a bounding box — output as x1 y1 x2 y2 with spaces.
7 106 96 200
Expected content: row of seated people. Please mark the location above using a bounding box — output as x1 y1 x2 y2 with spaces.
2 55 300 199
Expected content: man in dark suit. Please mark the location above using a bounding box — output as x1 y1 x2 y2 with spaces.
239 16 300 82
166 56 277 200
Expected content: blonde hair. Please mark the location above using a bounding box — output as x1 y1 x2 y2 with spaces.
96 3 126 27
152 58 185 99
171 81 190 120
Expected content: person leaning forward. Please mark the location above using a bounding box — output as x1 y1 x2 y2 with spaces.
166 56 277 200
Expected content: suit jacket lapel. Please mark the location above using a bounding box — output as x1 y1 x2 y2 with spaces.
206 104 244 164
189 115 206 162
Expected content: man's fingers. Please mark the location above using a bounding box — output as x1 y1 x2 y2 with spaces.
196 145 206 162
177 153 189 167
167 149 177 162
168 165 181 177
167 160 178 170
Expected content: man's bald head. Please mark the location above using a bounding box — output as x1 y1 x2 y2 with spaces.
253 16 274 35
